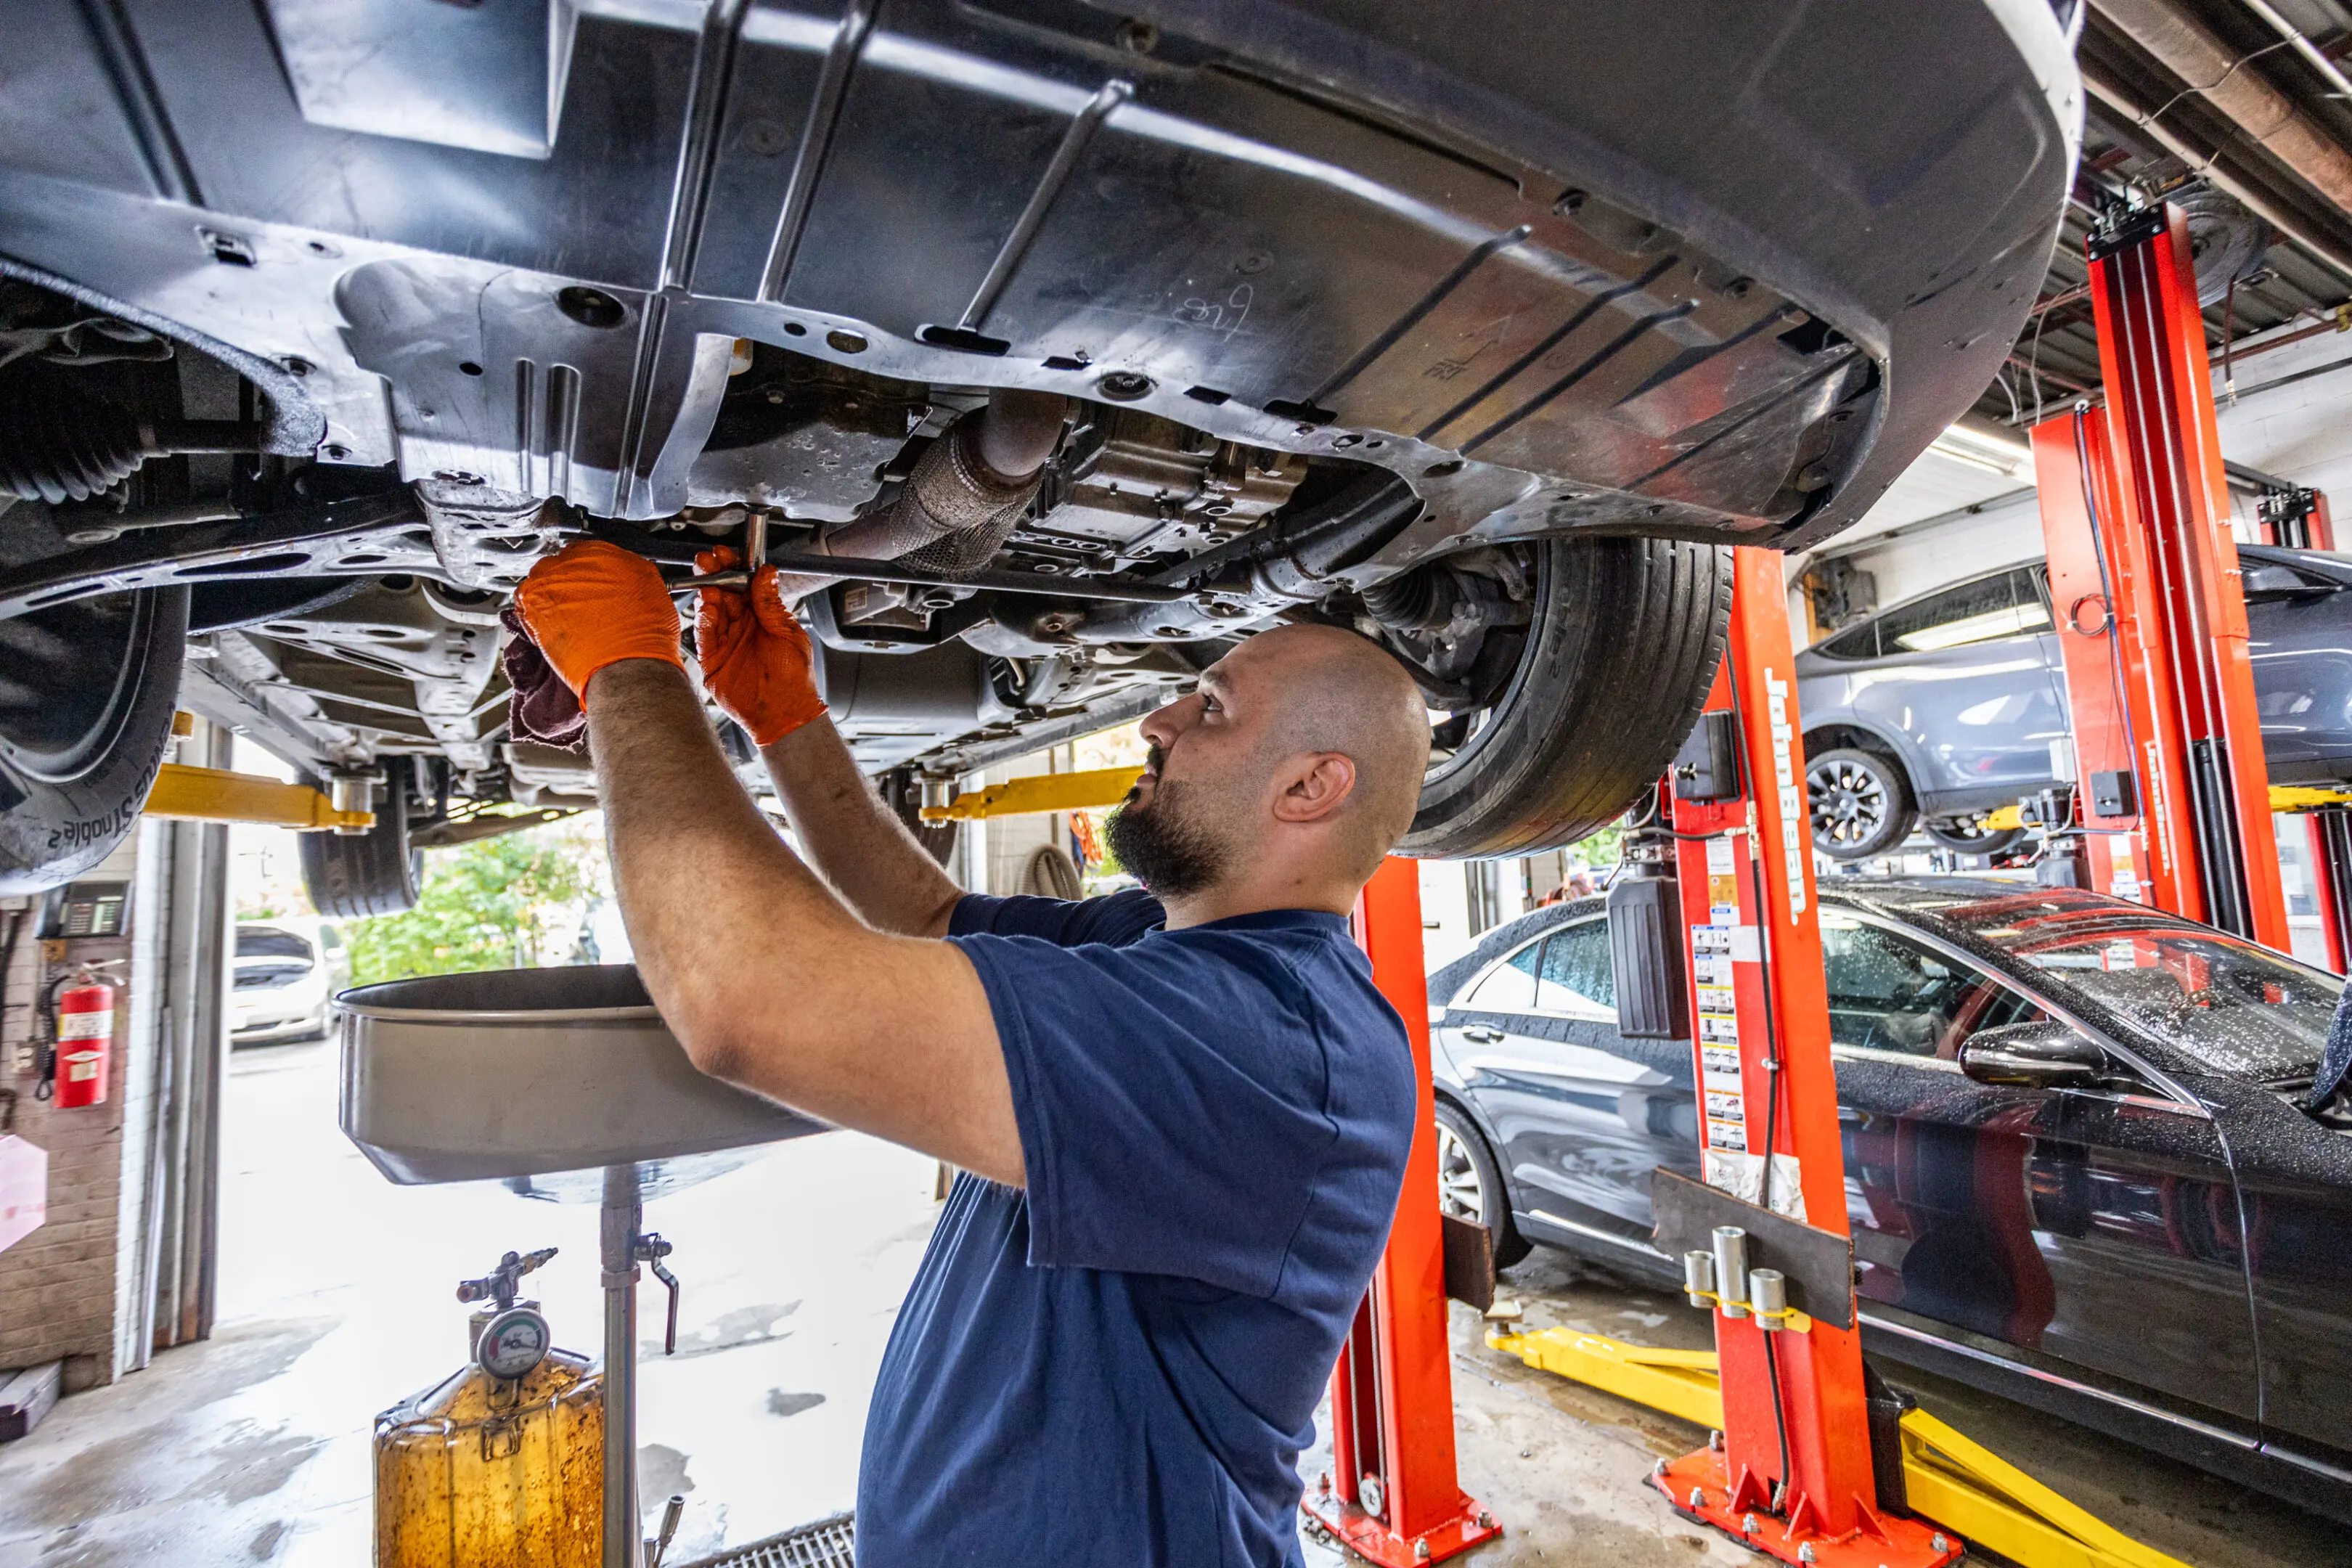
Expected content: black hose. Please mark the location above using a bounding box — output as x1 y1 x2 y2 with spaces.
1725 671 1797 1508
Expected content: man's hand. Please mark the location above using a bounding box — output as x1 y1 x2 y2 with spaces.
513 540 685 701
694 547 828 746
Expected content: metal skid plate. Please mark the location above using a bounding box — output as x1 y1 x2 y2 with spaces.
0 0 2076 552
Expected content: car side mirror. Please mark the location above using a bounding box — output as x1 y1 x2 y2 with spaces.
1958 1019 2108 1088
2241 563 2335 601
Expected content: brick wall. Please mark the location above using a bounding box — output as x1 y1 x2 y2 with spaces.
0 830 147 1392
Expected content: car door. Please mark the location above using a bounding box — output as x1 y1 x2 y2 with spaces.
2238 551 2352 777
1824 910 2260 1421
1849 567 2067 810
1446 918 1697 1251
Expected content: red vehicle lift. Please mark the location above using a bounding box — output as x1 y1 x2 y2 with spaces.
1300 856 1503 1565
2030 201 2291 948
1641 549 1959 1568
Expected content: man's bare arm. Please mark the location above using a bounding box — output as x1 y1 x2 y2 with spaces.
587 658 1022 1183
759 716 964 937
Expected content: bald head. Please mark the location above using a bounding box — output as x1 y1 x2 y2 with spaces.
1116 623 1432 915
1226 624 1432 876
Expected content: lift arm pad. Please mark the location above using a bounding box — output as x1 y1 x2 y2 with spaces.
1651 1168 1854 1329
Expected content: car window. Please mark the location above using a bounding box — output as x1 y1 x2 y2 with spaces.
1539 919 1615 1013
1463 936 1545 1012
1872 570 2046 655
1821 913 2044 1058
1816 621 1881 661
2009 927 2340 1082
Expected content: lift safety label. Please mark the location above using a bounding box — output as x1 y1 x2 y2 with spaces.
1765 673 1807 924
1704 835 1739 920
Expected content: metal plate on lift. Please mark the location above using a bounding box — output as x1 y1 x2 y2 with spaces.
338 965 824 1193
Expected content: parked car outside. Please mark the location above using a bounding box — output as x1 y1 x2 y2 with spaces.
1793 545 2352 859
1428 878 2352 1516
230 918 347 1046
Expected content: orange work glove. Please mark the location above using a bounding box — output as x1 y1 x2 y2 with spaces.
512 539 685 703
694 546 828 746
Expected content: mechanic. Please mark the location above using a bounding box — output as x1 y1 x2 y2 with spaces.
510 539 1430 1566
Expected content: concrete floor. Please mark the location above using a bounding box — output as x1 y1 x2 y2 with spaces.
2 1034 2346 1566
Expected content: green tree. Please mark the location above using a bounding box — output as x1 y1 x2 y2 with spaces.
345 821 603 985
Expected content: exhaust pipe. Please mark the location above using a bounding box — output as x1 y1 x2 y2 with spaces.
775 388 1066 600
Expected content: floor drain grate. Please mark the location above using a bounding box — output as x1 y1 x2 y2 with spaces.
673 1511 854 1568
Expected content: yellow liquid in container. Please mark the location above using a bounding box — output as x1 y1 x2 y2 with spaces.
374 1349 603 1567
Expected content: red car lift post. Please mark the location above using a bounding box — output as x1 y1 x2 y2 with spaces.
2030 201 2290 948
1654 549 1958 1568
1301 857 1502 1564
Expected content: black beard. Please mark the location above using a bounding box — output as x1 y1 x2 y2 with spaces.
1106 778 1230 899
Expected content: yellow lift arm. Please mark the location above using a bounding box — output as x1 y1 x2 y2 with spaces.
1487 1326 2189 1568
1980 783 2352 833
142 764 375 833
918 766 1144 822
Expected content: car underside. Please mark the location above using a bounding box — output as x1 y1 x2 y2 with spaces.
0 0 2079 912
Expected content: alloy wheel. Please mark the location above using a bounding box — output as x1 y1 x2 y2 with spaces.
1808 754 1891 852
1434 1118 1485 1223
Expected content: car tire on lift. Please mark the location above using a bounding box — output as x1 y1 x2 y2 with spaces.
1807 747 1918 860
1400 536 1733 858
300 758 422 917
0 586 189 894
1434 1098 1531 1270
1921 817 2027 857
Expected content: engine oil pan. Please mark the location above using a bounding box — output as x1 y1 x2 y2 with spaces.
338 965 822 1193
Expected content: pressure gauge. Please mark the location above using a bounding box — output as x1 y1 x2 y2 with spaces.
476 1305 552 1381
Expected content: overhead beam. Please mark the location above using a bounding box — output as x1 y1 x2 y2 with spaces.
2079 55 2352 281
2089 0 2352 229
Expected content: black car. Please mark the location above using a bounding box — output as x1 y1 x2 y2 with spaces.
1429 877 2352 1516
0 1 2076 910
1794 546 2352 859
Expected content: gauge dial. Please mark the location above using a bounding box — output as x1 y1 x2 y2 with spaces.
478 1307 552 1381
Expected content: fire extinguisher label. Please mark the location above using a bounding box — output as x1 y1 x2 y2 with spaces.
57 1010 113 1041
64 1052 101 1081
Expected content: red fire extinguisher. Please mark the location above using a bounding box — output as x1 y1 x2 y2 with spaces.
51 969 115 1109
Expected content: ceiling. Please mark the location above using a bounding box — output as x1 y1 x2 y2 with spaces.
1985 0 2352 429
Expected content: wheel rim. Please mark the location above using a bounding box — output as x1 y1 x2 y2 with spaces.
0 593 154 783
1935 814 1998 843
1434 1119 1485 1222
1807 755 1891 850
1418 545 1537 797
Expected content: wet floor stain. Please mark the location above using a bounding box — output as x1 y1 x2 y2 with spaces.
764 1390 826 1418
646 1302 799 1361
638 1442 697 1508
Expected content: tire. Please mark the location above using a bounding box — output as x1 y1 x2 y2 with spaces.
1922 817 2026 857
301 759 422 917
1400 536 1732 858
1808 748 1917 860
1434 1099 1531 1269
0 586 189 894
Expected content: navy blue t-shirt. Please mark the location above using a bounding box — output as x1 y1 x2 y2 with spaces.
856 888 1418 1566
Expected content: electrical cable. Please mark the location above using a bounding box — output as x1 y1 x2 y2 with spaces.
1721 673 1797 1509
2074 403 2144 798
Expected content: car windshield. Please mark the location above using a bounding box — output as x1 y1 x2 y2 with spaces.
234 962 311 991
1903 891 2341 1081
237 927 311 960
